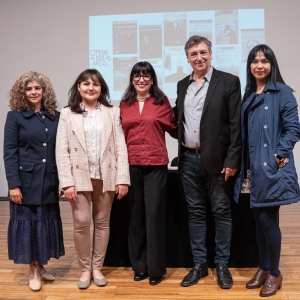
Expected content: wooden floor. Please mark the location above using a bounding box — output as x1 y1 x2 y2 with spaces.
0 201 300 300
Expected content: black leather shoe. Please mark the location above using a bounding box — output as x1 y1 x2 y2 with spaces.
216 263 233 289
149 275 163 285
134 272 148 281
180 262 208 287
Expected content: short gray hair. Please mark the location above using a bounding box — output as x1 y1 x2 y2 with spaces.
184 35 212 56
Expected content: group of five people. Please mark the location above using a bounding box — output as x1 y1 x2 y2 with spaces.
4 36 300 298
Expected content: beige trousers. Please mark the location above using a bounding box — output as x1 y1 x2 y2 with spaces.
71 179 115 271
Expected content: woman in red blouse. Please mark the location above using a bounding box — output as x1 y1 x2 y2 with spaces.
120 61 178 285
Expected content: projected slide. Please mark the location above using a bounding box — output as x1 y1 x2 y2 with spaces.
89 9 264 101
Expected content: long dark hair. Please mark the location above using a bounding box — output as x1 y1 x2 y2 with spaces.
243 44 285 101
68 69 112 113
121 61 166 106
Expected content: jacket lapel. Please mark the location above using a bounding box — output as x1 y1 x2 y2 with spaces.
70 112 87 153
178 76 190 122
101 105 113 160
202 68 218 117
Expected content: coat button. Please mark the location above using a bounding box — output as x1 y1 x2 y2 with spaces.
45 128 48 132
264 143 267 147
76 165 79 168
263 162 267 166
264 106 268 110
264 125 268 129
109 165 111 168
109 148 111 151
42 115 45 119
43 143 47 147
19 166 22 170
72 131 75 134
74 148 78 151
42 159 46 163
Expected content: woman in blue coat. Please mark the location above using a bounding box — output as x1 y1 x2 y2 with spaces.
3 71 65 291
234 45 300 297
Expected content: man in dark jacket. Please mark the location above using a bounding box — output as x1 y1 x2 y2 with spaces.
174 35 242 289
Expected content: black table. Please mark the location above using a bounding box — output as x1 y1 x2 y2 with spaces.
104 172 258 268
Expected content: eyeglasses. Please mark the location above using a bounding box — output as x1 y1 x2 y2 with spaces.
132 74 152 82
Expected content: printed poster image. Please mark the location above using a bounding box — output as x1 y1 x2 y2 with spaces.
164 47 188 83
241 29 265 62
113 21 137 54
147 60 164 89
113 57 137 91
188 20 212 41
215 46 239 77
215 10 238 45
139 25 162 59
164 14 187 46
90 8 265 101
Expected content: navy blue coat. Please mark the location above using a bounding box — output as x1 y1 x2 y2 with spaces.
234 82 300 207
4 108 60 205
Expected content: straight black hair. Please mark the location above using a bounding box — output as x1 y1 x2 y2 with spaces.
243 44 286 101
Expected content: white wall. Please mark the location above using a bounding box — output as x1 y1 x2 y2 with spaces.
0 0 299 195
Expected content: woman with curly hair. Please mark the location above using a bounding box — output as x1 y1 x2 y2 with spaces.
3 71 65 291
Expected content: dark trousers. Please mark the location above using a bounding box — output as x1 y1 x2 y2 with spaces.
180 150 232 264
127 165 167 277
252 206 281 277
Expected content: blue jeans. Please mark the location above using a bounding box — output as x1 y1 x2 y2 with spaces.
180 150 232 264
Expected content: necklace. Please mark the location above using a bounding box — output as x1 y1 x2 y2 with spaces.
136 94 150 102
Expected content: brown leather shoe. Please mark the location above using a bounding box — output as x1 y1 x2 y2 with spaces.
260 273 283 297
246 268 269 289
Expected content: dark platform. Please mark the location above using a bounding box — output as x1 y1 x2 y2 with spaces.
104 172 258 268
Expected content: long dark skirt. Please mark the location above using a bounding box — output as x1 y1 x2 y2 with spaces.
8 201 65 265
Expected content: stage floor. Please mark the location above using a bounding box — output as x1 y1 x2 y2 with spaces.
0 200 299 300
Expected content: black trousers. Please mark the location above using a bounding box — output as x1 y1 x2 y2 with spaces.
127 165 167 277
252 206 281 277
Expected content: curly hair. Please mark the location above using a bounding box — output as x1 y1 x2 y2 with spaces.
9 71 58 115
